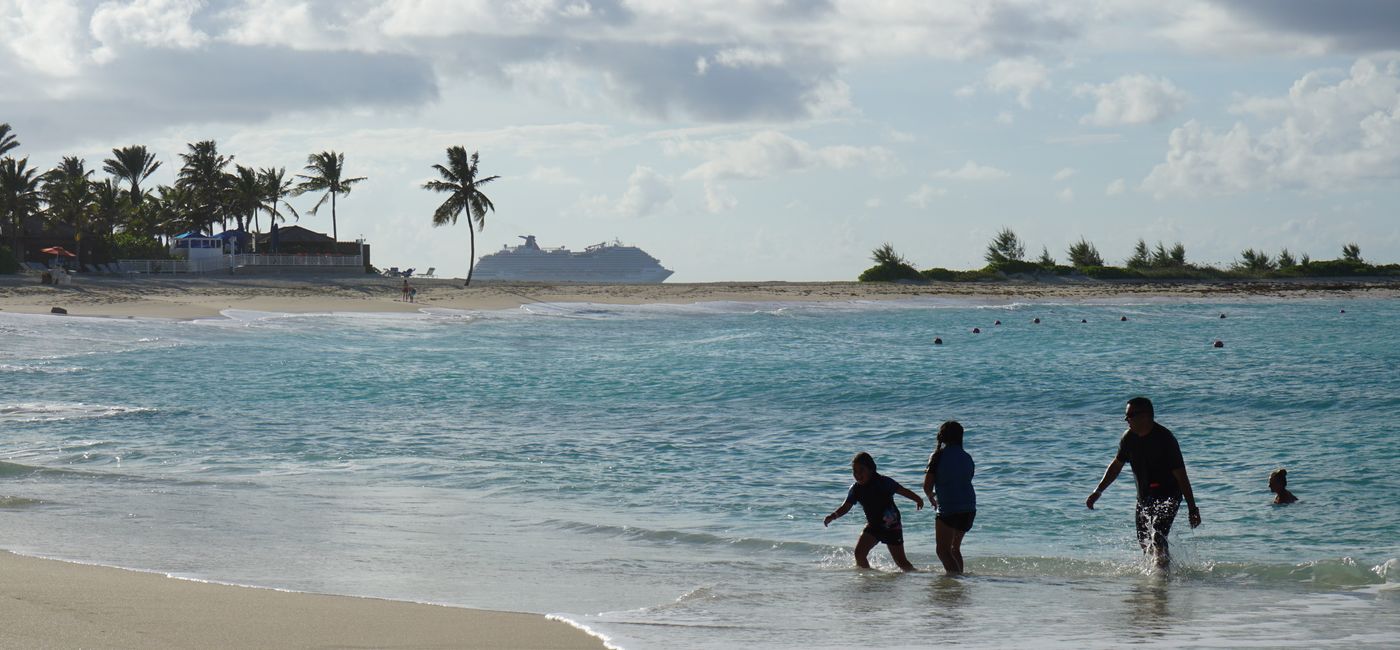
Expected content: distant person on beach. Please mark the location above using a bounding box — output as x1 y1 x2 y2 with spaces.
923 421 976 574
1086 397 1201 566
824 452 923 571
1270 468 1298 504
401 279 411 302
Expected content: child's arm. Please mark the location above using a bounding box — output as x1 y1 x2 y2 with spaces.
895 482 924 510
922 471 937 510
824 497 855 527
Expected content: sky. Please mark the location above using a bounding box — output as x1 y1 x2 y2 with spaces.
2 0 1399 281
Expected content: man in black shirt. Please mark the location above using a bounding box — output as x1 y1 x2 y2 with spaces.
1086 397 1201 566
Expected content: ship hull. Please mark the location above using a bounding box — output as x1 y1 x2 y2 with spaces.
472 244 673 284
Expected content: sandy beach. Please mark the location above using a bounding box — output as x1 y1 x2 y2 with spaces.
2 273 1397 320
0 551 604 649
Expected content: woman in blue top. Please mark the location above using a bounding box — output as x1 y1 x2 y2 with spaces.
923 421 976 574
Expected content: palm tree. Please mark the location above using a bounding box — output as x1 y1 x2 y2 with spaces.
103 145 161 206
177 140 233 233
257 166 299 236
293 151 365 242
0 156 42 254
984 227 1025 265
423 146 499 287
42 157 96 267
227 165 264 234
0 123 18 157
90 179 128 236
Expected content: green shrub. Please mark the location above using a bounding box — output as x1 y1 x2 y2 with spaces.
1079 265 1144 279
110 232 170 259
859 262 924 282
0 245 18 274
987 259 1045 275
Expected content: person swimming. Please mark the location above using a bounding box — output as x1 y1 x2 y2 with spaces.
1270 468 1298 504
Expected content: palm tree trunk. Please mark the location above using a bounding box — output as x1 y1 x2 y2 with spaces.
465 226 475 287
331 191 338 242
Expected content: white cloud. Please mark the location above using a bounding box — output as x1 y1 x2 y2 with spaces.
995 111 1015 125
0 0 86 77
1143 57 1400 196
1052 167 1077 181
90 0 208 64
1106 178 1127 195
933 161 1009 181
1076 74 1188 126
905 184 948 208
984 57 1050 108
1057 187 1074 202
865 197 882 208
525 166 583 185
616 166 674 218
675 130 898 183
222 0 322 49
711 46 784 69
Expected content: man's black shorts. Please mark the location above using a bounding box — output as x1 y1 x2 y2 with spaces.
862 524 904 546
936 511 976 533
1135 497 1181 551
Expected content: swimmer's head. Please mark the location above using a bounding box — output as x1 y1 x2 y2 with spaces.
1270 468 1288 492
852 452 877 484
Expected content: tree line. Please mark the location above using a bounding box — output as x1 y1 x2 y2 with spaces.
861 227 1397 282
0 121 500 286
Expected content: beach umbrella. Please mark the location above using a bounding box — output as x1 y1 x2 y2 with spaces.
40 246 77 257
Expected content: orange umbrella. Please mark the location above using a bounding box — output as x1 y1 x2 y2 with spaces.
40 246 77 257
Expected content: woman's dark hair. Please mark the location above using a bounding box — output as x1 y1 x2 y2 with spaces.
927 420 964 478
852 451 877 473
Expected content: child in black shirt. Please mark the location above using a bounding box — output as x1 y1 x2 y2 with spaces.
824 452 923 571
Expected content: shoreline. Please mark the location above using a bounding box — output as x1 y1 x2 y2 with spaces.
2 274 1397 320
0 550 608 649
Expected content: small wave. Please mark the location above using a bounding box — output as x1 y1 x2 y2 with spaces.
0 402 156 424
0 495 48 508
542 519 840 555
0 363 83 374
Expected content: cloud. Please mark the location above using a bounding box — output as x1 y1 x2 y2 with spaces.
1052 167 1077 181
1211 1 1400 52
1106 178 1127 195
1076 74 1188 126
905 184 947 208
675 130 898 183
1143 56 1400 196
984 57 1050 108
90 0 208 64
525 166 583 185
1057 187 1074 202
616 166 674 218
933 161 1009 181
0 0 86 77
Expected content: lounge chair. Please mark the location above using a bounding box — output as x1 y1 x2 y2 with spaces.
25 262 46 272
421 267 436 278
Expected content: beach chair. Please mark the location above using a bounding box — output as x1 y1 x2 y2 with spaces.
421 267 436 278
25 262 46 272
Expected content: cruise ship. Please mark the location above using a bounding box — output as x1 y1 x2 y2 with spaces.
472 235 674 283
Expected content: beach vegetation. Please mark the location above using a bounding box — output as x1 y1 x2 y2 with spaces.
984 227 1025 265
293 151 365 243
1342 243 1362 263
0 122 19 157
1235 248 1277 273
859 243 923 282
102 145 161 207
0 156 43 254
258 167 299 234
1066 238 1103 267
1277 248 1297 269
1037 246 1055 266
41 156 96 265
424 146 500 288
0 243 17 273
177 140 234 233
228 165 264 233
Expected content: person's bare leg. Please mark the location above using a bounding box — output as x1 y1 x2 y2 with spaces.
888 543 916 571
854 533 878 569
935 519 960 574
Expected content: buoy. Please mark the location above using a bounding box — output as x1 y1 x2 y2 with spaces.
1213 340 1224 348
1120 316 1128 322
994 320 1001 325
1033 318 1041 324
1220 314 1226 319
1081 319 1087 323
1340 309 1346 313
972 327 981 334
933 337 943 345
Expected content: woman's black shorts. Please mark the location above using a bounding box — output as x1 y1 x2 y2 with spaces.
936 511 976 533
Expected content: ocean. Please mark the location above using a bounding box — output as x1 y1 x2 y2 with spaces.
2 296 1397 648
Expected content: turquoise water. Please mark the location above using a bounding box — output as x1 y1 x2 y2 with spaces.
2 298 1397 648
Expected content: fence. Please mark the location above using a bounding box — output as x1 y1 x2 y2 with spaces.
117 254 363 274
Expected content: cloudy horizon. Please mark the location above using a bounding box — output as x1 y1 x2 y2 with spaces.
3 0 1399 281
